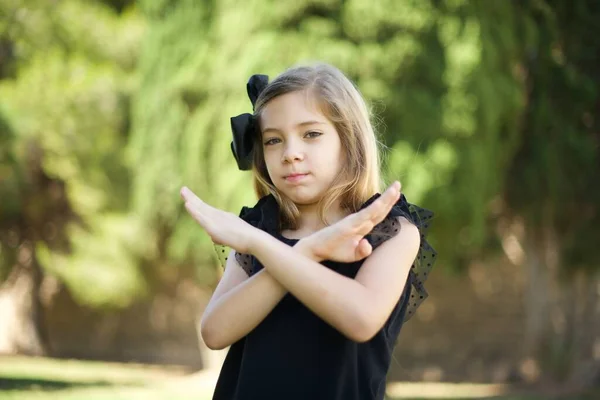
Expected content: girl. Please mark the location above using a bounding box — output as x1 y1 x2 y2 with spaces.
180 63 436 400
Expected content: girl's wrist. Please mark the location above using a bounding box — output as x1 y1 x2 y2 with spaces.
295 236 323 262
246 228 269 256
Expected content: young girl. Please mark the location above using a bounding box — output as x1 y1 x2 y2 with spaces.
180 63 436 400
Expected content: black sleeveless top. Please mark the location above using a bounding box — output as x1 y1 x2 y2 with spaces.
212 193 436 400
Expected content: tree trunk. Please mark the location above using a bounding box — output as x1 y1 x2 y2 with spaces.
0 244 48 355
521 221 600 388
568 270 600 390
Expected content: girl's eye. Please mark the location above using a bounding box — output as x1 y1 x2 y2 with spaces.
305 131 322 138
264 138 281 146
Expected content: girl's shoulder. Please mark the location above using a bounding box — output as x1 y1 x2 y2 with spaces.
238 194 280 236
211 195 279 275
361 192 437 322
361 193 433 248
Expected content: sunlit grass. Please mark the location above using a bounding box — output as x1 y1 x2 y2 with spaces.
0 356 598 400
0 355 210 400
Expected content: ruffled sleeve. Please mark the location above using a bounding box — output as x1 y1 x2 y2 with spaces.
212 194 279 276
361 193 437 322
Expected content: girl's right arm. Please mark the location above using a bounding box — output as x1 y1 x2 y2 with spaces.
200 239 315 350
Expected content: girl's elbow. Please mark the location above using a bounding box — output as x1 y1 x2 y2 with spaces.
349 326 378 343
345 312 380 343
200 318 228 350
202 333 227 350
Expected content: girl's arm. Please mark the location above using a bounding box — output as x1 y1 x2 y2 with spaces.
249 217 420 343
181 182 410 343
200 240 316 350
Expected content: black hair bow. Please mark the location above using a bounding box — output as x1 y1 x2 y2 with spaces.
230 74 269 170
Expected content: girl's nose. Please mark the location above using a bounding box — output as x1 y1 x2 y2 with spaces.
282 144 304 164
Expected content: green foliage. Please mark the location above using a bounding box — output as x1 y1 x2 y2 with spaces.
0 0 147 307
1 0 598 309
129 0 449 269
505 0 600 270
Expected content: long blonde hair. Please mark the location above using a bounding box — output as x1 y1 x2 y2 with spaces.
251 63 383 230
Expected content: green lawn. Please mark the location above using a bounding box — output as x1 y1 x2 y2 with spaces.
0 355 211 400
0 356 597 400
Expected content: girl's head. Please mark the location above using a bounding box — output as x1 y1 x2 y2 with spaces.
251 63 382 229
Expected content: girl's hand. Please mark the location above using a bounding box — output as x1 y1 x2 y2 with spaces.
180 186 256 254
306 182 401 263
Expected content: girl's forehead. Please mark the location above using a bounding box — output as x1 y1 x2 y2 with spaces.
260 90 327 126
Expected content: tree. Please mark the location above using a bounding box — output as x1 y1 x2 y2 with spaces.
501 0 600 384
0 0 144 354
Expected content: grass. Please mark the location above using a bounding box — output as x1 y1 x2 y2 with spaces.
0 355 598 399
0 355 212 400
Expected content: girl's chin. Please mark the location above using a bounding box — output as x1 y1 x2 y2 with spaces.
282 189 323 206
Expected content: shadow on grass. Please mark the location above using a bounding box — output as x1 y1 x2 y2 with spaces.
0 377 144 392
387 395 600 400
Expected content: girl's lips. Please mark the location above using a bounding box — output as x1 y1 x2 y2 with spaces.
285 173 309 183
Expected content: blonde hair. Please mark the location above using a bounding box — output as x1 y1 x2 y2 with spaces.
251 63 383 230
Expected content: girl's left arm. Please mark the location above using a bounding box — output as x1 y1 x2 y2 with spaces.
249 217 420 343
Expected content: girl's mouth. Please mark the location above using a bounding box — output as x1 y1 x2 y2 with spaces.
285 173 309 183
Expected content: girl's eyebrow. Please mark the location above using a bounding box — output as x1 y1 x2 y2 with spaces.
262 120 326 135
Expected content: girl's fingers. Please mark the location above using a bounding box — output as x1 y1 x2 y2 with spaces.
383 181 401 204
185 202 205 224
180 186 193 200
377 181 401 214
181 186 208 208
357 238 372 259
181 187 203 207
182 187 215 219
345 185 398 235
360 181 401 225
184 195 214 226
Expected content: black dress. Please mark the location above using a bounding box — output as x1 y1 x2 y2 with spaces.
212 193 436 400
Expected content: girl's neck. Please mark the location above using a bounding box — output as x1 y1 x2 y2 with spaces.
283 202 349 239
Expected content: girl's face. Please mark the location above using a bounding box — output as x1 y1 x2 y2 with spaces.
260 90 344 206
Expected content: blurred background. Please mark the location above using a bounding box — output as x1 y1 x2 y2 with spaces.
0 0 599 399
